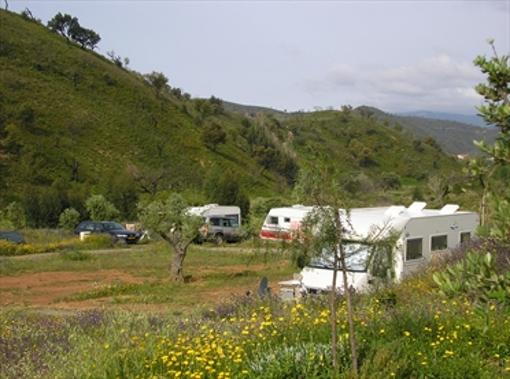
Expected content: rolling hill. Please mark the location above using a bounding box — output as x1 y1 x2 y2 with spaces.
0 9 467 225
397 110 488 128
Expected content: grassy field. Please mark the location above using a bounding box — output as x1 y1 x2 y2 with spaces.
1 240 509 378
0 240 295 313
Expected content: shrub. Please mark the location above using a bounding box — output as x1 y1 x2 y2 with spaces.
79 234 115 250
380 173 401 190
85 195 119 221
432 250 510 304
4 201 26 229
0 240 65 256
202 122 226 151
58 208 81 231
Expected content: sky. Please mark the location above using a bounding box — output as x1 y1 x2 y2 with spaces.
7 0 510 114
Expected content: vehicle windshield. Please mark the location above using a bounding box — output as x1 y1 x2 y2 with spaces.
309 243 371 272
102 222 124 231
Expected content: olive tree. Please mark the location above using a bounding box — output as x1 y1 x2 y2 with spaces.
138 194 203 281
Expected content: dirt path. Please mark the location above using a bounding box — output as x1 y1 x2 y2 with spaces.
0 269 147 308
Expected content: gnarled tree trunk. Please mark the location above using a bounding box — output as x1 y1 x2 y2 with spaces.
170 245 187 282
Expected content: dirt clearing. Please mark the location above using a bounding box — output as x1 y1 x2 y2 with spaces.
0 270 146 308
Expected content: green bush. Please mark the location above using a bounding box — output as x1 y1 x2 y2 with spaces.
58 207 81 231
433 251 510 304
85 195 119 221
0 240 65 256
80 234 115 250
4 201 27 229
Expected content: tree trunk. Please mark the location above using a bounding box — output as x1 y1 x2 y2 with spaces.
170 246 186 282
336 223 358 377
480 190 486 226
330 251 339 377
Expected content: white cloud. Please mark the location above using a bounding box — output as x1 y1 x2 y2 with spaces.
303 55 485 113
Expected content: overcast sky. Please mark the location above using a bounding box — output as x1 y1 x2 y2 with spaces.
8 0 510 114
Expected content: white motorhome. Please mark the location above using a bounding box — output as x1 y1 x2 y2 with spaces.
188 204 241 243
259 205 314 241
291 202 478 294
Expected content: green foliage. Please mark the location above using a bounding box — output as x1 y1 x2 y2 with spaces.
138 194 202 243
79 234 115 250
433 250 510 304
20 186 63 227
380 172 401 190
486 197 510 241
201 122 227 151
85 195 119 221
472 43 510 232
0 240 65 256
47 12 100 49
3 201 26 229
58 207 81 231
0 10 291 221
144 71 169 96
203 168 250 217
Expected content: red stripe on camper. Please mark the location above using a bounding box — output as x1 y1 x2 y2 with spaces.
259 229 292 241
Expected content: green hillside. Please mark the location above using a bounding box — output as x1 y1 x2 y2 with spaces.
0 10 291 221
0 10 466 226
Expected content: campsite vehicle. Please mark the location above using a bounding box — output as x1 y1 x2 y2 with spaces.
259 205 314 241
74 221 142 244
279 202 478 296
188 204 241 244
0 231 25 244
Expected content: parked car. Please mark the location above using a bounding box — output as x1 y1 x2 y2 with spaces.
188 204 242 244
0 231 25 244
199 216 241 244
74 221 141 244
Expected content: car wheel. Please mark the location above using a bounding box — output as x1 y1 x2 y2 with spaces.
214 233 224 245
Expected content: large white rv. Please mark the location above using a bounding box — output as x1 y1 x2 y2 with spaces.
259 205 314 241
283 202 478 294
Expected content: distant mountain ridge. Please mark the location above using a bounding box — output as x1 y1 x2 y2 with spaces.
397 111 488 128
224 101 496 155
354 106 497 155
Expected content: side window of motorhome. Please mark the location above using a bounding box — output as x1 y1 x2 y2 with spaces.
431 235 448 251
460 232 471 244
284 217 291 223
210 218 220 226
406 238 423 261
269 216 279 225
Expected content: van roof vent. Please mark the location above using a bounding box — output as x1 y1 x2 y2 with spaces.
439 204 459 215
408 201 427 213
